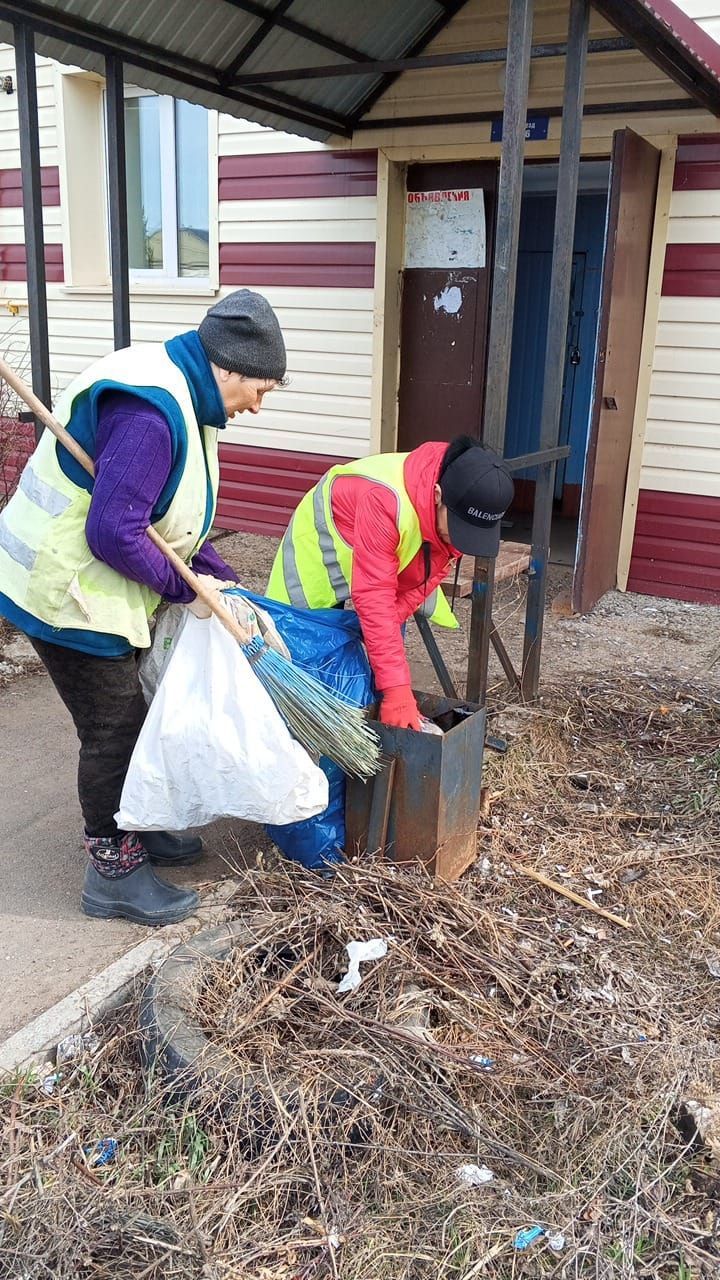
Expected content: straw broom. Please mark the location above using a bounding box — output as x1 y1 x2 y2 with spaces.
0 358 381 780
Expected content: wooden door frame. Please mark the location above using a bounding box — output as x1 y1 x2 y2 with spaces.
616 141 677 589
369 150 407 454
369 136 674 477
572 129 661 613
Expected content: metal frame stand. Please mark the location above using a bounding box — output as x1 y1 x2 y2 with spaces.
14 23 51 436
467 0 534 704
462 0 590 706
414 613 459 699
522 0 589 697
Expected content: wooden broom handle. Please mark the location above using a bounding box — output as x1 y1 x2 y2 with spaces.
0 356 254 645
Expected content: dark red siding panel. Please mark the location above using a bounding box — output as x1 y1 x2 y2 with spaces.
632 534 720 568
0 165 60 206
637 512 720 544
0 243 63 282
219 150 377 200
634 488 720 522
219 241 375 288
216 443 351 537
674 136 720 189
627 488 720 604
665 244 720 271
662 243 720 296
625 576 720 606
676 135 720 162
674 161 720 190
662 271 720 296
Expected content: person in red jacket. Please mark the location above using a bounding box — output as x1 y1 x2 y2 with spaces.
268 435 514 730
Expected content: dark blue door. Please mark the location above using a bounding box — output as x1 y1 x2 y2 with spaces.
555 253 586 499
504 191 607 515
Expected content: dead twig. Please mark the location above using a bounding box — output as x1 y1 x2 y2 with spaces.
511 862 633 930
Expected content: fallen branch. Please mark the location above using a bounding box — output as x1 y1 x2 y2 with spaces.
512 862 633 930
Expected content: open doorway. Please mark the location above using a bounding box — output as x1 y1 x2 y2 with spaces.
503 159 611 569
394 135 660 612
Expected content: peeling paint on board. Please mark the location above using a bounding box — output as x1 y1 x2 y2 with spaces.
405 188 486 270
433 285 463 314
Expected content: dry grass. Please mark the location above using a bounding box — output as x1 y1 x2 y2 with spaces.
1 673 719 1280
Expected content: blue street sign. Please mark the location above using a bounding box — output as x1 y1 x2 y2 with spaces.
490 116 550 142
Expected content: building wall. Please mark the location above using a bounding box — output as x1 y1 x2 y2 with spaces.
352 0 720 607
1 2 720 593
627 132 720 604
0 47 62 287
0 51 377 533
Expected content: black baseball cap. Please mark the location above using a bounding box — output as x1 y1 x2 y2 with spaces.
439 443 515 557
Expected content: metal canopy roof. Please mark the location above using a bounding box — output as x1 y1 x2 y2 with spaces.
1 0 719 140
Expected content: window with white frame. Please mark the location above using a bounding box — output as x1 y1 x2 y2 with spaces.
122 90 210 280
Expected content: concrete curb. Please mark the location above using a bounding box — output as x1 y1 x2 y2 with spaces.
0 879 240 1076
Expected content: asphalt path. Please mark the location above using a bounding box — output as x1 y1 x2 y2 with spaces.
0 671 262 1041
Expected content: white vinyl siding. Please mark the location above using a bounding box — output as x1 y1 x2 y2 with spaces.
219 196 377 244
218 116 326 157
643 296 720 499
0 45 58 169
215 112 376 457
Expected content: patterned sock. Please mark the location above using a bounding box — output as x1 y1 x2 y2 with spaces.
84 831 148 880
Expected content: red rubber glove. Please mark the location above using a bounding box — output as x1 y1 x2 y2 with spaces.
379 685 422 731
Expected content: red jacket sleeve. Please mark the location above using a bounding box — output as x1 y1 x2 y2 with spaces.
349 485 412 692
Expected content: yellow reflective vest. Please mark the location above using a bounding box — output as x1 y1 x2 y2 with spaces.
267 452 458 629
0 345 220 649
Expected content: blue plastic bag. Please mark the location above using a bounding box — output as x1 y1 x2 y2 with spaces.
228 591 374 870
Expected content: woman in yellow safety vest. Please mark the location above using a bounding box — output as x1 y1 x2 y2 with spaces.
267 435 514 729
0 290 287 927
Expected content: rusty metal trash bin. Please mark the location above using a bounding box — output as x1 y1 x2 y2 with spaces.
345 692 486 881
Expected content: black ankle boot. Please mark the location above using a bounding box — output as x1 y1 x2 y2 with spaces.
140 830 204 866
81 861 199 926
81 833 199 926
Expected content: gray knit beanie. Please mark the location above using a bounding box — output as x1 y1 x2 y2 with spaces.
198 289 287 381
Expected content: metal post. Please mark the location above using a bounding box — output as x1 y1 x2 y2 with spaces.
14 24 51 438
105 55 131 349
521 0 589 698
467 0 534 704
414 613 459 699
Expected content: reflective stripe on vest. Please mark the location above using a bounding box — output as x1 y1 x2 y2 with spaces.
281 508 310 609
0 346 220 649
0 513 35 571
314 478 351 602
267 453 458 629
0 460 73 570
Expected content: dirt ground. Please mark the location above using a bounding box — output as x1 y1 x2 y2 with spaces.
3 670 718 1278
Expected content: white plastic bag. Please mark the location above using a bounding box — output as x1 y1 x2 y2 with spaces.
117 612 329 830
139 605 187 703
139 595 290 704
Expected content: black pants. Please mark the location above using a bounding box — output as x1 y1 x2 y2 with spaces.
29 637 147 837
